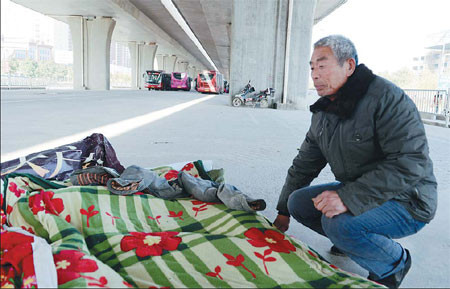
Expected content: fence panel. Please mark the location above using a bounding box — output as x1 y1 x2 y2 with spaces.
405 89 449 127
405 89 447 115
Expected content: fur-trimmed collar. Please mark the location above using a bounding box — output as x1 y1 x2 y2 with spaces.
309 64 376 119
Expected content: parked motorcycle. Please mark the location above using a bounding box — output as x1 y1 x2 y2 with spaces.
232 81 274 108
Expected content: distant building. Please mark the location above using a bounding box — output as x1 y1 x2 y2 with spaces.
412 45 450 74
412 30 450 74
53 20 73 64
1 35 54 62
1 35 29 61
29 42 53 61
53 20 72 52
110 42 130 68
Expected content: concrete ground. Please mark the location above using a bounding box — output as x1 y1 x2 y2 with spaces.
1 89 449 288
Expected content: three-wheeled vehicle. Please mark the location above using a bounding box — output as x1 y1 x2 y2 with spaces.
232 80 274 108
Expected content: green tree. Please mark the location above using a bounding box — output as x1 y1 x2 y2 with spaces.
55 63 70 81
19 59 38 78
8 58 19 74
414 70 439 89
378 67 439 90
36 60 56 78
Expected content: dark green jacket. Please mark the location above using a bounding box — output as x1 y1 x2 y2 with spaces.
277 64 437 223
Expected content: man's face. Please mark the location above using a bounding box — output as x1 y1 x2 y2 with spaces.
310 46 355 96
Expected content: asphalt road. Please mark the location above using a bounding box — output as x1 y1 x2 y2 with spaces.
1 89 449 288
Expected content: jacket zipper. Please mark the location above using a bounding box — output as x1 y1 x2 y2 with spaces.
320 115 347 179
335 121 348 178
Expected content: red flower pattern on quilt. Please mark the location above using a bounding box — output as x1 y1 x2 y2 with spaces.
28 190 64 216
254 249 276 275
148 215 161 224
163 170 179 181
168 211 184 220
191 200 217 206
53 250 99 285
80 205 99 227
206 265 223 280
105 212 120 225
244 227 296 253
1 266 15 288
83 275 109 288
181 163 194 171
330 264 339 269
1 232 37 288
307 250 318 258
223 253 256 278
20 226 35 235
120 231 181 258
191 200 217 217
192 204 208 217
8 182 25 198
181 163 199 177
123 281 134 287
0 194 6 229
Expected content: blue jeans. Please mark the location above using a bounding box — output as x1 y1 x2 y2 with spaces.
287 182 426 279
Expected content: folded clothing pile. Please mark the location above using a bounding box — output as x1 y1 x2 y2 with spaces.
1 133 266 213
70 163 265 212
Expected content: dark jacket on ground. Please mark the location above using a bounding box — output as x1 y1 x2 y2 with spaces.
276 64 437 223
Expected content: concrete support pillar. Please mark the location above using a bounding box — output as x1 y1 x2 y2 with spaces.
128 41 138 89
68 16 116 90
286 0 316 109
188 66 196 78
230 0 316 109
155 54 164 70
86 17 115 90
139 43 158 89
67 16 85 90
163 55 177 73
129 42 158 89
177 61 189 73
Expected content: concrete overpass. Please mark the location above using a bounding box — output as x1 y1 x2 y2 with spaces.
11 0 346 109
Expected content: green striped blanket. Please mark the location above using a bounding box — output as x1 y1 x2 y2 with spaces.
3 173 382 288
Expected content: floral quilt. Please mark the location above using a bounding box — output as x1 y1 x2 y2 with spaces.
1 173 382 288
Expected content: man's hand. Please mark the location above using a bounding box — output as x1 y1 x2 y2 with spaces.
312 190 348 218
273 214 290 232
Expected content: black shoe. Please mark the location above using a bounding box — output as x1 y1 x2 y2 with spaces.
368 249 412 289
330 245 346 257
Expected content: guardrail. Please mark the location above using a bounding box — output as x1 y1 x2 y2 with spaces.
405 89 449 128
1 74 128 89
1 74 50 89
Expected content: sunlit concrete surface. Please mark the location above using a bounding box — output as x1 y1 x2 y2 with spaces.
1 89 449 288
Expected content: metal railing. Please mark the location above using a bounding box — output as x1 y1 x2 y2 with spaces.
1 74 51 89
1 74 128 89
404 89 449 127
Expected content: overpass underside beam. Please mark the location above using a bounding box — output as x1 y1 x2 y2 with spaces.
68 16 116 90
230 0 316 109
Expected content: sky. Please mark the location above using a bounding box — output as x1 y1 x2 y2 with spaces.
312 0 450 73
1 0 449 74
1 0 55 45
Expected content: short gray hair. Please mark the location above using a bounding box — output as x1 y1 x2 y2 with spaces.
314 35 358 66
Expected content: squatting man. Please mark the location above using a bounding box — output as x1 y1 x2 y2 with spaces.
273 35 437 289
